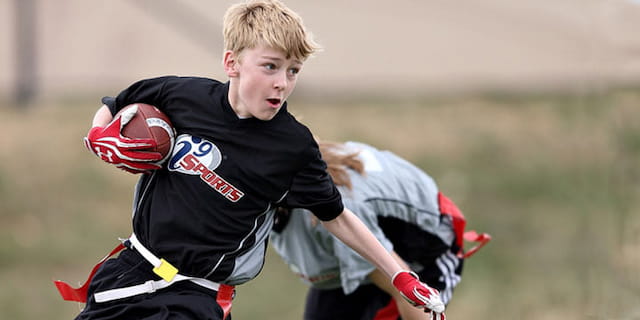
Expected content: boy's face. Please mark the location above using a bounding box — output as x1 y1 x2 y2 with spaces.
224 45 303 121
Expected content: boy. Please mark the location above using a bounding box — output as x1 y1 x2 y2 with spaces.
272 141 489 319
59 1 444 319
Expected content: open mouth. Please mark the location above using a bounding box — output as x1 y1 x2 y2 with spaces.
267 98 281 107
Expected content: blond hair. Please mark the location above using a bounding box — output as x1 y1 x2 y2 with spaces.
223 0 320 60
318 141 365 190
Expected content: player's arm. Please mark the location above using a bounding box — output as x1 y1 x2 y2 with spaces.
322 208 401 277
91 104 114 127
321 208 445 318
368 252 430 320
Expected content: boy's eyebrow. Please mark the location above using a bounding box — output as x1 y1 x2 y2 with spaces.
261 55 303 65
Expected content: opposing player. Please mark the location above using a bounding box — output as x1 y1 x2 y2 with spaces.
272 141 488 319
56 1 445 319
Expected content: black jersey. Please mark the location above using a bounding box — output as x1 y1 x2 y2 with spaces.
104 76 343 285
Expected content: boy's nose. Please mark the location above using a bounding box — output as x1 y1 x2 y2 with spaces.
273 72 288 91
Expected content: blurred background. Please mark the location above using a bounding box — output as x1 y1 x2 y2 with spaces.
1 0 639 319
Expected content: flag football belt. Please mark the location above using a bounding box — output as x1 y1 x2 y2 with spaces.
437 192 491 258
94 233 229 302
54 234 235 319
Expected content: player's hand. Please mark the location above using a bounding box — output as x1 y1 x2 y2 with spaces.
83 106 163 173
392 271 446 319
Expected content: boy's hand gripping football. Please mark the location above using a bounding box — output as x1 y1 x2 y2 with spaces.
392 271 446 320
83 106 162 173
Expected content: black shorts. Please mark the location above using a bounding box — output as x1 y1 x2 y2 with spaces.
75 249 229 320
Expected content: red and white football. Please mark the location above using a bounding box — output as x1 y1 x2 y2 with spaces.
115 103 175 163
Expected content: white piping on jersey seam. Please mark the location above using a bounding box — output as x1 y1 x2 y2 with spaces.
132 171 157 220
204 203 273 279
275 190 289 204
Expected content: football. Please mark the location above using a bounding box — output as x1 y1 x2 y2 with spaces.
115 103 175 163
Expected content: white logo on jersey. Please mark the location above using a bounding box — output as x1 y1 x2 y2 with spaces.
168 134 244 202
436 251 461 304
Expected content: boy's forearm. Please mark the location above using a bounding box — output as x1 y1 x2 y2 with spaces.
91 104 114 127
321 208 403 279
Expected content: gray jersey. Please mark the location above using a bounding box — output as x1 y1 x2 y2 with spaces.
271 142 456 295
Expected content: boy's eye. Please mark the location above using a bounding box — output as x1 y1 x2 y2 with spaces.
264 63 276 70
288 67 300 75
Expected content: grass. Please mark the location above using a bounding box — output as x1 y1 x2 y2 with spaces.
0 87 638 319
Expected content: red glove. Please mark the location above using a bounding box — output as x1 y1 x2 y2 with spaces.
392 271 446 319
83 106 162 173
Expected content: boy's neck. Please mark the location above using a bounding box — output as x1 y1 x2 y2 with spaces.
227 82 250 119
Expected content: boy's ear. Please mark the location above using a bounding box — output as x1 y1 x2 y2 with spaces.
223 51 239 77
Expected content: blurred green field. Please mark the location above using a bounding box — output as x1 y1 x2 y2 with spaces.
1 88 639 320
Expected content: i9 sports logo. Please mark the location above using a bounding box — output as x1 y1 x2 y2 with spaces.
168 134 244 202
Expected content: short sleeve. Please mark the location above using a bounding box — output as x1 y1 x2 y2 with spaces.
332 199 394 294
101 76 173 115
284 146 343 221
